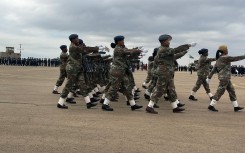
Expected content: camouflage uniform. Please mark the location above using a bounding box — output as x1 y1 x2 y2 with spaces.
192 55 216 93
150 45 189 103
105 45 135 101
145 60 154 83
60 43 98 98
208 55 245 101
55 52 68 86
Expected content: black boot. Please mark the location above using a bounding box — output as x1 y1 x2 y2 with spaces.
90 97 99 103
145 106 158 114
131 104 143 110
100 99 104 104
52 90 60 94
173 107 185 113
66 98 76 104
164 96 169 101
126 101 130 106
189 95 198 101
208 105 218 112
144 94 150 100
234 106 244 112
93 94 99 98
87 102 97 109
134 93 140 97
142 84 148 89
135 88 141 93
57 103 68 109
153 104 159 108
73 93 78 97
134 96 140 100
177 103 185 107
102 104 113 111
96 91 103 95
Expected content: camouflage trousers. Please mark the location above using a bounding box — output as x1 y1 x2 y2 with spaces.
148 76 157 93
144 71 152 84
60 65 90 98
150 73 177 103
105 66 133 101
128 71 136 90
192 75 211 93
55 68 67 86
213 79 237 101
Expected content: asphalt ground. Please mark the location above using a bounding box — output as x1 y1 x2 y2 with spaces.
0 66 244 153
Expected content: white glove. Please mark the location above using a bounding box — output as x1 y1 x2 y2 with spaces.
142 49 148 53
189 42 197 47
98 45 105 50
206 78 210 84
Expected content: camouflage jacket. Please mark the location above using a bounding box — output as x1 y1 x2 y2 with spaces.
67 43 98 69
156 45 189 75
59 52 69 69
196 55 216 76
112 45 137 69
208 55 245 79
147 60 154 75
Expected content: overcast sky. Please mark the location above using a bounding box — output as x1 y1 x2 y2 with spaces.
0 0 245 65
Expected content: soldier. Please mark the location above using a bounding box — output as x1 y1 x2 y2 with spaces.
207 45 245 112
52 45 69 94
102 35 143 111
146 34 194 114
57 34 99 109
142 55 154 89
189 48 216 101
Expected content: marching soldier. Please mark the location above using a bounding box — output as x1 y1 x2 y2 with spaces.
146 34 194 114
207 45 245 112
102 35 143 111
57 34 99 109
189 48 216 101
52 45 69 94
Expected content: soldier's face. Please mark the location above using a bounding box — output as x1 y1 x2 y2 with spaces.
72 38 79 45
162 39 171 47
117 40 124 46
63 48 68 52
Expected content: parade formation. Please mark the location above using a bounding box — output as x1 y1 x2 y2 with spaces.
52 33 245 114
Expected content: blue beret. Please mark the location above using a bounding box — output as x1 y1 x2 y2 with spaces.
159 34 172 42
79 39 83 44
114 35 124 42
60 45 67 50
69 34 78 41
198 48 208 54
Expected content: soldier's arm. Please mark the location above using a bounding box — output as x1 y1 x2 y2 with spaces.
122 48 142 55
223 55 245 63
206 58 216 62
173 44 190 54
83 46 99 54
174 50 188 59
208 64 217 79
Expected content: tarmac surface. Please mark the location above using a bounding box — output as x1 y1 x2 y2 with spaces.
0 66 245 153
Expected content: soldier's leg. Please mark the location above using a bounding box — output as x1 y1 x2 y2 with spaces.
53 69 66 94
146 76 168 114
189 76 203 101
208 79 229 112
77 72 97 109
57 70 77 109
226 80 243 111
202 77 213 99
102 75 122 111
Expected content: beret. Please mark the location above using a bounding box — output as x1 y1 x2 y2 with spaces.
60 45 67 50
69 34 78 41
79 39 83 44
114 35 125 42
198 48 208 54
159 34 172 42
